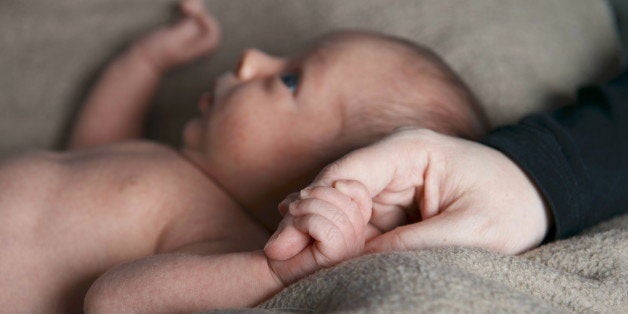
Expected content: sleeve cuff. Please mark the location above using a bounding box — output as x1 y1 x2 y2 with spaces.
481 115 586 241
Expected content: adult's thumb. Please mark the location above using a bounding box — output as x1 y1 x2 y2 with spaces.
311 147 393 195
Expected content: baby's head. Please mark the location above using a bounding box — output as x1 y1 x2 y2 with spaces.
182 30 488 207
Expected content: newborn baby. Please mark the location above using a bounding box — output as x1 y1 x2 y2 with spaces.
0 0 487 312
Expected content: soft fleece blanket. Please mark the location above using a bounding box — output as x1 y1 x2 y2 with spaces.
243 214 626 313
0 0 625 312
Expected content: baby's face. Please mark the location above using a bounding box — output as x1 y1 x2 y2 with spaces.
182 36 393 193
180 33 472 210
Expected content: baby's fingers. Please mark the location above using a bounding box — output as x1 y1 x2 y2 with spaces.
293 214 350 267
331 179 372 224
298 186 365 238
180 0 205 16
265 215 310 261
180 0 221 40
289 198 360 248
278 192 299 216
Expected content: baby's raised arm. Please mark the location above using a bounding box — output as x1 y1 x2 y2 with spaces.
68 0 220 149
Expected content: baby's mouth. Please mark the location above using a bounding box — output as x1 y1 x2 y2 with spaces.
213 71 238 98
197 92 213 115
201 71 236 114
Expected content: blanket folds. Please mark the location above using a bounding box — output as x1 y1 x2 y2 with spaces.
210 214 626 313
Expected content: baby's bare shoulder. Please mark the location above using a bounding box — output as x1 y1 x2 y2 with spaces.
0 140 195 218
0 140 176 183
0 140 212 252
0 141 208 311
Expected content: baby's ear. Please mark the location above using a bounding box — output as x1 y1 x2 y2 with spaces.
332 180 372 224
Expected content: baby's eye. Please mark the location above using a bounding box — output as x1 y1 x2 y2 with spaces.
280 73 300 93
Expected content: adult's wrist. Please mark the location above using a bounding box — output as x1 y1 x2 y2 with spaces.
481 116 582 241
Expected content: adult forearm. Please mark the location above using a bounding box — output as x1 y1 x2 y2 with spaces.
84 251 284 313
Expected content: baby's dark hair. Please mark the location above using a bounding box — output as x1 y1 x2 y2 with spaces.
319 31 489 147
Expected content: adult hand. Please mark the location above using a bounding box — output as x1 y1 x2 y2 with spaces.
296 128 553 255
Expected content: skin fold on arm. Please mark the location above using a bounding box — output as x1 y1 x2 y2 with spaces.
84 250 284 312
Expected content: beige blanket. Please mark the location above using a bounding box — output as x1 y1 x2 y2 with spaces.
246 214 626 313
0 0 620 156
0 0 625 312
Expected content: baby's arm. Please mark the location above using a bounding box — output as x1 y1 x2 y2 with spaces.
68 0 220 149
85 181 372 312
84 251 284 313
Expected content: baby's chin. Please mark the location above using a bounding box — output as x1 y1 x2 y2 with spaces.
182 117 204 151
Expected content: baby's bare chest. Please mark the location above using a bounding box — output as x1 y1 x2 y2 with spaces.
0 143 208 255
0 143 228 307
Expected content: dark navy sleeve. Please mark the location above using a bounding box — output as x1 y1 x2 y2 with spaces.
481 70 628 241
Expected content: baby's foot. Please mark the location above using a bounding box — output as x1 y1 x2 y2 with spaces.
134 0 221 72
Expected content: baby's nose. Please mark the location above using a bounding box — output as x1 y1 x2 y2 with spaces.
236 48 286 80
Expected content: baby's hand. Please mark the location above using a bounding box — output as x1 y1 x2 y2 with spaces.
134 0 221 72
265 180 374 285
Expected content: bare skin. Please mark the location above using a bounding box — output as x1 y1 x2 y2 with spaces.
0 1 482 312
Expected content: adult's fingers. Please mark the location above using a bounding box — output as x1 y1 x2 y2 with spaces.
310 143 399 196
370 202 410 233
364 210 489 253
310 131 430 202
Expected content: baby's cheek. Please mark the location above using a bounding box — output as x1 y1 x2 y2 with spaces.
208 111 274 164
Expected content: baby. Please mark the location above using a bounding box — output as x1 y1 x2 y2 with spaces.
0 0 487 312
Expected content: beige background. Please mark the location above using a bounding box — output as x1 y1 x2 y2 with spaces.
0 0 620 158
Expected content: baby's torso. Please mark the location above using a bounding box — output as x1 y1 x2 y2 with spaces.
0 141 232 311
